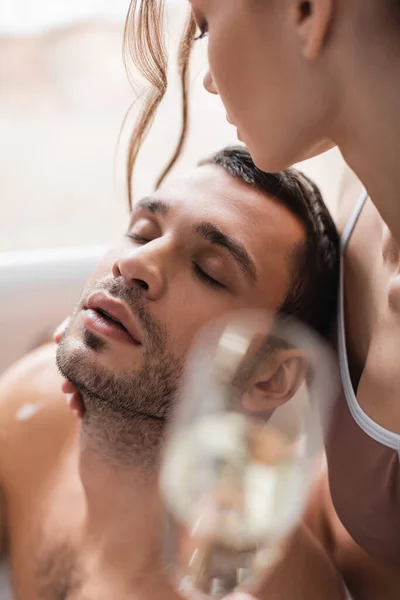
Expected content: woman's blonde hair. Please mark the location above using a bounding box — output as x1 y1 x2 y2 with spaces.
123 0 196 209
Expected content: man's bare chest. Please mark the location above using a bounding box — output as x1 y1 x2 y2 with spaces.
8 473 87 600
11 509 132 600
7 471 168 600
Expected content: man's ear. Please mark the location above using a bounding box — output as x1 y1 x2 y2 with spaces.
241 349 308 414
292 0 335 59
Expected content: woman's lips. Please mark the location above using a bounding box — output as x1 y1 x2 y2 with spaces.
226 114 243 141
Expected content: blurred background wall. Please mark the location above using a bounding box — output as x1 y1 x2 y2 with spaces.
0 0 345 253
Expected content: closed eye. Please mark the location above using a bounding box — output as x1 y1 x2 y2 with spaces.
126 233 226 289
126 233 150 244
192 9 208 40
194 21 208 40
193 263 225 290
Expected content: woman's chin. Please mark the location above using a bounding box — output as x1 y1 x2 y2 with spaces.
250 147 292 174
239 130 336 173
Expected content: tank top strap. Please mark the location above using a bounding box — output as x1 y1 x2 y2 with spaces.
338 188 400 450
340 188 369 254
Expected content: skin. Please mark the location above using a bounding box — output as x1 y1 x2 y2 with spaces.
188 0 400 595
192 0 400 241
59 164 300 389
0 165 345 600
305 168 400 600
307 470 400 600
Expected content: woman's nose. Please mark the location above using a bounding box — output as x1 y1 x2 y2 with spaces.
203 69 218 95
112 247 166 301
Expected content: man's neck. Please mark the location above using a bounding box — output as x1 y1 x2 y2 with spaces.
78 411 167 585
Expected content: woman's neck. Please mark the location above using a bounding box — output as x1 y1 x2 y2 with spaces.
333 41 400 246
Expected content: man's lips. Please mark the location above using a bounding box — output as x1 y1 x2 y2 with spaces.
84 291 143 345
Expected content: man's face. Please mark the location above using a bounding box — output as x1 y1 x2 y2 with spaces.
57 165 305 422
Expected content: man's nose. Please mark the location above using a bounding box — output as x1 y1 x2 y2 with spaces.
112 245 166 301
203 69 218 95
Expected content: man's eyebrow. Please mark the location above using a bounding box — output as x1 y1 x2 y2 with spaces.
133 197 169 215
195 222 257 285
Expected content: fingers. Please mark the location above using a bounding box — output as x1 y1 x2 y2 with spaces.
65 392 84 419
53 318 70 343
54 319 84 419
62 379 84 418
62 380 78 394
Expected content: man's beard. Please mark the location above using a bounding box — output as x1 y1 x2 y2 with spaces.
56 278 183 463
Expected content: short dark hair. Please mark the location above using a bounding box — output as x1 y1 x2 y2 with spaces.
199 146 339 339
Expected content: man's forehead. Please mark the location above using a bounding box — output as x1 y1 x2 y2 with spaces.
133 165 270 220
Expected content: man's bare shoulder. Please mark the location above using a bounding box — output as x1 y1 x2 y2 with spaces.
0 344 76 481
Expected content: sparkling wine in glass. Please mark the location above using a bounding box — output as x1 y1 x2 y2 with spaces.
160 311 338 598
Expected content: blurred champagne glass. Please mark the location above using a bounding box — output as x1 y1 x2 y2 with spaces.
160 310 338 599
